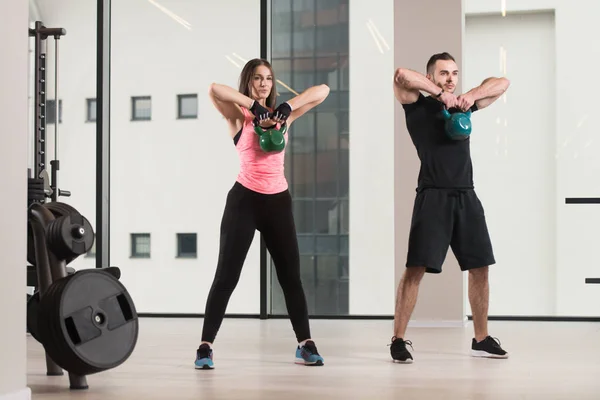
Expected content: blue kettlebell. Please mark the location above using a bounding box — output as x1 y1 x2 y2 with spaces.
441 108 472 140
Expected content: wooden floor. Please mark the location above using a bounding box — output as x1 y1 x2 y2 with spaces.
27 318 600 399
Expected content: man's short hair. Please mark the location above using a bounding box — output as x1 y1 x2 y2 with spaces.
426 52 456 74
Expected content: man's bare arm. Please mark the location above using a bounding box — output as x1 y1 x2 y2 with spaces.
393 68 458 108
458 77 511 111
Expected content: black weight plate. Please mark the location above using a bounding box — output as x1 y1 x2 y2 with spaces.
55 269 138 372
47 214 94 260
37 273 99 375
27 292 41 342
27 202 81 266
37 274 72 346
44 202 80 218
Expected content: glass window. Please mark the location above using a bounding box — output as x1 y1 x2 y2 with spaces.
177 233 197 258
46 99 62 124
177 94 198 119
131 96 151 121
270 0 349 316
131 233 151 258
110 0 262 315
86 98 96 122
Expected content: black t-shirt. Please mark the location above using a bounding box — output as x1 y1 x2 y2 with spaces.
402 93 478 191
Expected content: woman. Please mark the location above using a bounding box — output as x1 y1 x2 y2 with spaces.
195 58 330 369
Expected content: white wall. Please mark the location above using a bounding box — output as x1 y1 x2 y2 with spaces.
33 0 261 314
0 0 31 398
348 0 396 315
464 12 556 316
465 0 600 316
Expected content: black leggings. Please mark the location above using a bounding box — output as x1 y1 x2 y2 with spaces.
201 182 311 343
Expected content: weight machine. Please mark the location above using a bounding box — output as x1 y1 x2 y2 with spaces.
26 21 139 391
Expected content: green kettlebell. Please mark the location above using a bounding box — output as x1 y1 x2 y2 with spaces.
254 124 287 153
441 108 472 140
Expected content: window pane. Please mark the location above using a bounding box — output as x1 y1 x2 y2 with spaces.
292 58 316 90
133 97 151 120
316 112 339 197
315 199 338 234
87 99 96 122
339 144 349 197
316 112 338 151
271 255 314 314
290 145 315 198
46 99 62 124
297 234 314 255
340 199 349 234
293 200 314 234
271 0 292 58
340 235 348 256
177 233 197 257
316 235 338 255
132 234 150 258
179 95 197 118
272 58 292 95
314 255 347 315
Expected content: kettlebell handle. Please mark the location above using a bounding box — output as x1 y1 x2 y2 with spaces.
441 108 451 120
253 121 287 136
441 106 472 119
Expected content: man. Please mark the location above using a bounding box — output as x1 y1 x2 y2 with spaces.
391 52 510 363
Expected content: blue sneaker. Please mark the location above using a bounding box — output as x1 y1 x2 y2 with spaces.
194 344 214 370
295 340 324 366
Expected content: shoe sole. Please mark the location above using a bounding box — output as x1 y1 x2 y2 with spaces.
195 364 214 370
392 359 413 364
470 350 509 359
295 357 324 366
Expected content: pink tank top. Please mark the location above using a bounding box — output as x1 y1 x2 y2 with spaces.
235 107 288 194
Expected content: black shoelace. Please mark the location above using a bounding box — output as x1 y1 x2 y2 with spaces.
197 345 211 358
485 336 502 349
304 342 320 355
389 337 414 351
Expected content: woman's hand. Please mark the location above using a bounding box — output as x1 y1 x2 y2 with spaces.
272 102 292 124
249 100 272 123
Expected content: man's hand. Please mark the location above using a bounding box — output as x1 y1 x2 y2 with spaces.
439 91 458 109
456 93 475 112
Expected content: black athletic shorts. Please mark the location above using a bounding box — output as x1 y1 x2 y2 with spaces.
406 188 495 273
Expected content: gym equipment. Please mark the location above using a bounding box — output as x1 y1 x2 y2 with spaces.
27 292 41 342
28 21 71 206
28 201 139 390
46 213 95 260
441 108 472 140
26 21 139 391
27 201 87 266
27 266 123 341
37 269 138 376
254 123 287 152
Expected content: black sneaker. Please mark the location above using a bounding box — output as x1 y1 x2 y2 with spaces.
471 336 509 359
389 336 413 363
